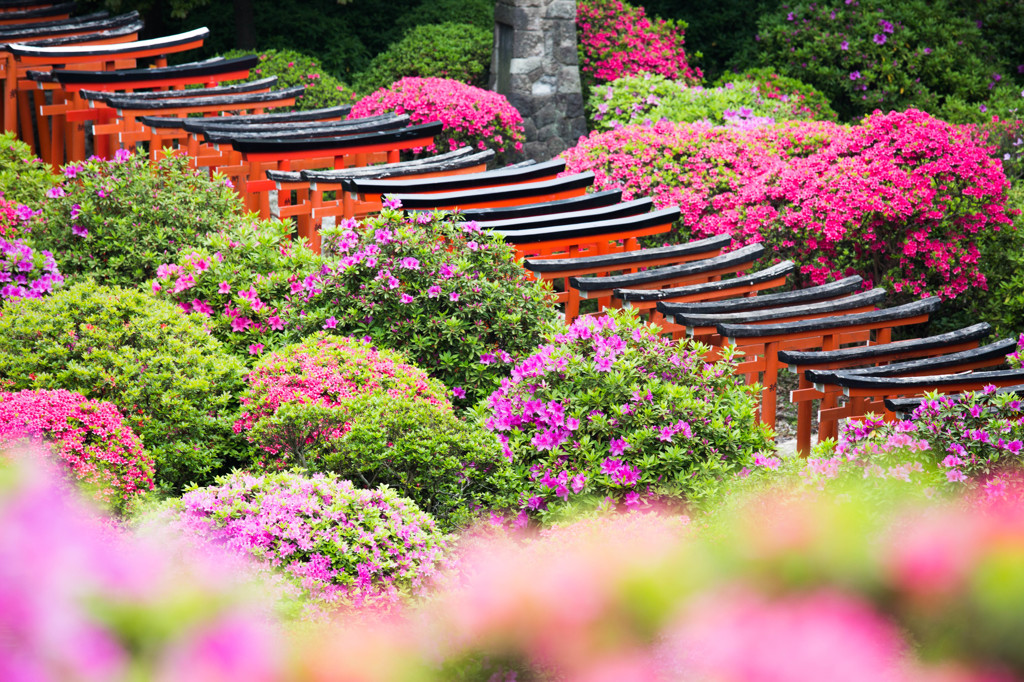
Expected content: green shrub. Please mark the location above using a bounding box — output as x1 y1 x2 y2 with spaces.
714 67 838 121
32 151 241 287
353 23 492 95
929 184 1024 337
755 0 1003 120
267 393 518 529
312 209 558 406
0 132 58 208
152 218 328 357
480 309 775 522
222 48 357 111
0 282 249 491
393 0 493 35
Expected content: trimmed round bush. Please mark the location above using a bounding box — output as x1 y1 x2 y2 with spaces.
310 392 519 529
314 208 558 406
353 23 492 95
0 236 63 303
32 151 242 287
482 310 774 521
714 67 838 121
589 73 835 131
577 0 701 91
176 470 452 612
234 333 450 463
152 218 329 357
755 0 1003 120
0 389 154 513
0 132 57 208
561 109 1013 300
349 77 525 164
0 282 249 491
222 48 357 111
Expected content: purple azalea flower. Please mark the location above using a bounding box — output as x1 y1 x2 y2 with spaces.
872 33 886 45
323 316 338 329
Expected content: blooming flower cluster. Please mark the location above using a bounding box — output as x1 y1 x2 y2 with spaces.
175 470 452 613
0 390 153 513
561 108 1013 299
576 0 701 88
484 310 773 520
0 235 62 302
0 192 39 240
349 77 525 164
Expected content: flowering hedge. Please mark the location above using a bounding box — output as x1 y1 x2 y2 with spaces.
32 151 241 287
588 73 835 132
0 390 153 514
0 192 39 240
561 109 1014 299
482 310 773 521
235 334 449 461
153 218 328 357
349 77 525 164
0 282 249 492
176 470 452 613
313 208 557 405
576 0 701 91
0 236 62 303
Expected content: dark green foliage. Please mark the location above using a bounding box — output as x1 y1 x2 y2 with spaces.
0 132 58 209
0 282 250 492
755 0 1010 121
353 23 492 95
322 394 518 530
641 0 780 81
33 152 241 287
392 0 493 35
221 49 357 111
928 185 1024 339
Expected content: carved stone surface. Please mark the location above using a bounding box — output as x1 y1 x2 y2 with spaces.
491 0 587 162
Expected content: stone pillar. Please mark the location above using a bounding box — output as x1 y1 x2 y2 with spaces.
491 0 587 162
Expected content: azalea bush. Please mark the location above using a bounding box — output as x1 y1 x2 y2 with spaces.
0 192 40 241
0 389 153 514
561 109 1013 299
222 48 357 111
0 236 62 303
349 77 525 164
714 67 838 120
312 393 518 529
0 282 249 492
0 132 57 208
152 218 328 357
480 310 774 522
353 23 492 95
755 0 1003 120
588 73 835 131
234 333 449 464
32 151 242 287
0 456 285 681
576 0 702 93
314 208 558 406
175 470 452 613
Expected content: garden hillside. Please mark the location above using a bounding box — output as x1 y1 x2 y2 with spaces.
4 0 1024 680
